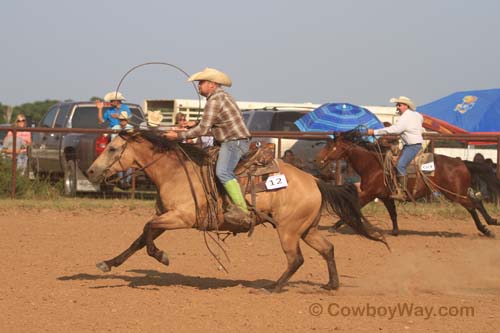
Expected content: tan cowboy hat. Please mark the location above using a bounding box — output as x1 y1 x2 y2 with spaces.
187 67 232 87
389 96 416 110
118 111 130 120
147 110 163 127
103 91 126 102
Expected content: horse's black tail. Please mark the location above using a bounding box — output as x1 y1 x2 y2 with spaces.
316 180 388 248
464 160 500 199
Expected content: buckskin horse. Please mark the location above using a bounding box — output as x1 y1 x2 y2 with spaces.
316 130 498 237
86 130 387 292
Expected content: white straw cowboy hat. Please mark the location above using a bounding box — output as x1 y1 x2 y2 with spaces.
103 91 126 102
389 96 416 111
147 110 163 127
188 67 232 87
117 111 130 120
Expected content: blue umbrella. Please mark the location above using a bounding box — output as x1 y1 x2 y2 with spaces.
295 103 384 132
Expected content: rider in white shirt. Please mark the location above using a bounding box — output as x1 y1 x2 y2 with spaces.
368 96 423 200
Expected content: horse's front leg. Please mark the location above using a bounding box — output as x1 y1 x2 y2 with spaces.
144 210 194 266
96 210 193 273
96 229 165 273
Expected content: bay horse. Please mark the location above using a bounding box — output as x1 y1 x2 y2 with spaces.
86 131 386 292
316 131 498 237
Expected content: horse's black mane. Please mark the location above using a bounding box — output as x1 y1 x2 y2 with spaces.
120 130 208 166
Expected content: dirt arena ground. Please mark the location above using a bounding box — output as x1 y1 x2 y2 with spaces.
0 203 499 332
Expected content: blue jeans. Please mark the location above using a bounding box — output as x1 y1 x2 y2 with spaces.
17 154 28 172
216 139 250 184
396 144 422 176
118 168 133 184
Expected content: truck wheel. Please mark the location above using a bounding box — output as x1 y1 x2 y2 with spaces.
63 160 77 197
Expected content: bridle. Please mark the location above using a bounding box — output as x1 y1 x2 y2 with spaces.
102 138 165 184
102 141 128 178
319 140 350 168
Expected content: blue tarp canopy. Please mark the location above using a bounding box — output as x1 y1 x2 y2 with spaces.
418 89 500 133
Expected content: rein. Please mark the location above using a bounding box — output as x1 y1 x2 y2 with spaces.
174 144 230 273
417 169 468 200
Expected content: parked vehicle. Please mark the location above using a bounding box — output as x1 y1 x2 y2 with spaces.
29 101 146 196
242 107 325 175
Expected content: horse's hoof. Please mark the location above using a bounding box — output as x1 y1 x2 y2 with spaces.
321 282 339 291
159 251 170 266
488 219 499 226
271 286 284 293
96 261 111 273
485 230 496 238
266 282 284 293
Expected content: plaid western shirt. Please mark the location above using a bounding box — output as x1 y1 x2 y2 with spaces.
179 87 251 143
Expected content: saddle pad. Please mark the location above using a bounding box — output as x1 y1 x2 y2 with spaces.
407 152 435 177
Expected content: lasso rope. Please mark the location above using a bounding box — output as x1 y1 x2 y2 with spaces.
113 61 203 120
175 144 231 273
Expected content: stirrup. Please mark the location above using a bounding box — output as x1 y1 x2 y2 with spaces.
223 204 252 228
390 190 407 201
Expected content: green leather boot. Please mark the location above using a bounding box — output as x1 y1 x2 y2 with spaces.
223 179 249 213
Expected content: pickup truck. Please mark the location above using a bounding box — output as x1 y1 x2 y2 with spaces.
29 101 146 196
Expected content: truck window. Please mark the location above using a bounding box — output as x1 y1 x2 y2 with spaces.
242 113 251 124
70 106 144 128
129 107 144 127
54 104 71 128
40 105 59 128
70 106 101 128
246 112 274 131
270 111 306 131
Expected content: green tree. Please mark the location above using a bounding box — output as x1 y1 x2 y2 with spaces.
12 99 60 124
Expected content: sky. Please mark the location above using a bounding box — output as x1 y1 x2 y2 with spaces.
1 0 499 107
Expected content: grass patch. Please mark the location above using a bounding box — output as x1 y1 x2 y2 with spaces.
0 158 62 199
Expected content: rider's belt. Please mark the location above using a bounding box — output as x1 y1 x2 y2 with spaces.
404 143 422 147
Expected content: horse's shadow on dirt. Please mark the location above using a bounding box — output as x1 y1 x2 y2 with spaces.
58 270 331 292
319 225 467 238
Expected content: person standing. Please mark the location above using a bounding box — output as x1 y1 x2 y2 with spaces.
281 149 305 169
2 113 32 173
96 91 131 128
163 67 252 227
367 96 423 200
